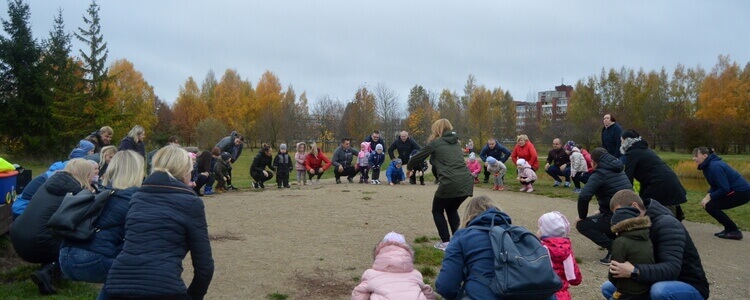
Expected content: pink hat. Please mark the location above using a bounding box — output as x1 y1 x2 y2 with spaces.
538 211 570 237
382 231 406 244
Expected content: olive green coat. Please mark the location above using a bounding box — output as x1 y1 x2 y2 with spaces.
407 131 473 199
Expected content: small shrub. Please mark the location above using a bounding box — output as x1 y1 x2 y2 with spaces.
267 292 289 300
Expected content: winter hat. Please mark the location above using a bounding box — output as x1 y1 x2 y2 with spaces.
69 140 95 159
611 207 641 225
468 153 476 161
621 129 640 140
375 144 383 151
188 152 197 159
394 158 402 166
538 211 571 237
620 129 643 154
381 231 406 244
280 143 287 151
564 140 575 151
516 158 527 167
487 156 498 165
220 152 232 161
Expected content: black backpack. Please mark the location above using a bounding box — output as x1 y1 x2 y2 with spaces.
48 189 114 241
468 215 563 300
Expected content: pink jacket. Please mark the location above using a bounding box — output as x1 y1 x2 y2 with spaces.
466 160 481 175
295 152 307 171
352 241 435 300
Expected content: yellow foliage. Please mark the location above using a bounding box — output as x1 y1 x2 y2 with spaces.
107 59 157 138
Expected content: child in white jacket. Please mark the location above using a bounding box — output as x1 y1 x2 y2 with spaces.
516 158 538 193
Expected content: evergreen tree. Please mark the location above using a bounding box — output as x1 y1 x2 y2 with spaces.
75 0 114 128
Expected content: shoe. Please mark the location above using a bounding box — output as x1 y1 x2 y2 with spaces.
410 181 416 185
519 187 527 192
316 179 320 184
572 188 581 193
277 185 283 189
259 182 265 189
716 230 743 240
253 182 259 189
473 178 479 184
492 185 498 190
564 181 571 187
497 185 505 191
375 180 381 185
227 185 238 191
434 242 449 251
347 177 354 183
553 181 561 187
526 188 534 193
599 252 612 265
714 230 727 236
204 186 214 195
483 179 489 184
336 178 342 184
420 181 425 186
31 263 57 295
284 185 291 188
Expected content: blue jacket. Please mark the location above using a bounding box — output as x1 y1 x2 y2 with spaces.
436 208 512 300
698 153 750 201
61 187 137 259
385 161 405 182
12 161 67 217
369 151 386 170
479 143 511 163
118 136 146 158
105 172 214 299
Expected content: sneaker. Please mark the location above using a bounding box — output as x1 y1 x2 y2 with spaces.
714 230 727 236
434 242 449 251
347 177 354 183
375 180 381 185
420 181 425 186
253 182 259 189
564 181 571 187
277 185 283 189
259 182 265 189
497 185 505 191
716 230 743 240
204 190 214 195
553 181 561 187
316 179 320 184
492 185 498 190
31 263 57 295
599 252 612 265
572 188 581 193
519 187 527 192
228 185 239 191
526 188 534 193
473 178 479 184
483 179 489 184
336 178 342 184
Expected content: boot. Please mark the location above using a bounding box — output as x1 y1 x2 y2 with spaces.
204 185 214 195
526 183 534 193
31 263 57 295
473 177 479 184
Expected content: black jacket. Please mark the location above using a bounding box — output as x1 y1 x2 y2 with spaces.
622 140 687 206
273 153 293 174
478 144 511 163
602 122 623 158
364 135 386 151
251 151 274 177
546 147 570 167
118 136 146 158
577 153 632 219
388 137 421 164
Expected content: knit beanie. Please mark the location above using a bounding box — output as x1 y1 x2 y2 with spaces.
487 156 498 165
468 153 476 161
69 140 95 159
516 158 527 167
393 158 402 166
221 152 232 161
382 231 406 244
375 144 383 151
564 140 575 151
538 211 571 237
611 207 641 225
280 143 287 151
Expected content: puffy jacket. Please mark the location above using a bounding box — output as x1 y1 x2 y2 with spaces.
698 153 750 202
215 131 244 162
569 148 588 178
331 146 359 168
10 171 85 264
511 141 539 170
435 208 511 299
250 151 273 177
622 140 687 206
305 152 332 171
118 136 145 158
12 161 67 217
294 152 307 171
581 148 594 173
214 159 230 179
351 241 435 300
104 171 213 299
273 152 293 174
479 143 511 163
602 122 623 158
364 135 386 153
385 161 405 183
466 160 481 175
388 137 421 164
541 237 582 300
609 216 654 298
407 131 473 199
577 153 632 219
369 152 386 170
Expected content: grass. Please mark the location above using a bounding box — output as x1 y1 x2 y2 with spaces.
266 292 289 300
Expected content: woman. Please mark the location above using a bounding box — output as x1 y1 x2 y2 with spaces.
407 119 473 251
601 113 623 159
250 144 275 189
192 150 214 195
10 159 96 295
305 142 331 184
103 145 214 299
511 134 539 171
435 196 512 299
118 125 146 157
98 145 117 176
693 146 750 240
58 150 144 284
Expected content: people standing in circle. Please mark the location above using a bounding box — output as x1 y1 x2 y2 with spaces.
331 137 359 184
250 144 275 189
545 138 571 188
305 142 331 184
388 131 422 184
215 131 244 190
511 134 539 171
118 125 146 158
479 138 511 184
693 146 750 240
407 119 473 251
602 113 623 159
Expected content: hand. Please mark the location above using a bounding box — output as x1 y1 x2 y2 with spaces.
338 165 343 173
307 169 313 175
227 175 231 180
701 194 711 208
545 163 550 171
389 182 394 186
318 168 324 173
407 171 413 178
263 171 268 177
189 181 196 187
561 164 567 170
201 172 209 177
609 260 635 278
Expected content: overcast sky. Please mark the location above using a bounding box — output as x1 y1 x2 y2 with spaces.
17 1 750 108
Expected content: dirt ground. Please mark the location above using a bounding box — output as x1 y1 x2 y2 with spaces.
187 180 749 300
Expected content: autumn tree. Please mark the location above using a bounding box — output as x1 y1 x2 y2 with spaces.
405 85 437 144
457 74 476 140
212 69 255 139
468 86 492 145
341 86 376 142
255 70 283 147
497 90 517 142
280 86 310 143
194 118 227 150
173 77 208 145
566 78 602 149
151 96 175 146
437 89 461 138
201 69 217 114
312 96 345 152
696 55 748 153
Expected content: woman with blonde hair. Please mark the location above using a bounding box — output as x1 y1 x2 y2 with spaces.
103 146 214 299
118 125 146 157
10 158 96 295
305 142 332 184
98 145 117 176
511 134 539 171
407 119 473 251
59 150 144 285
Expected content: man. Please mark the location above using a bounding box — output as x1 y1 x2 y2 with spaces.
331 137 359 184
478 138 511 183
545 138 571 187
605 190 709 300
363 130 385 151
601 113 623 159
215 131 244 190
85 126 114 153
387 131 421 184
575 148 632 264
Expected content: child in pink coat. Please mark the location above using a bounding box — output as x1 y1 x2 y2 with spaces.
537 211 583 300
294 142 307 186
352 232 435 300
466 153 482 184
516 158 538 192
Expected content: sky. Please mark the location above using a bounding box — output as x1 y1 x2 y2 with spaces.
16 1 750 108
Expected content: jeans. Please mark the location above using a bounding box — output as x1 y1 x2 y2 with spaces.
546 165 571 183
576 213 616 250
59 247 112 283
602 280 704 300
704 189 750 231
432 196 468 242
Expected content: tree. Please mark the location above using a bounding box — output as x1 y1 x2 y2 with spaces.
75 0 112 116
173 77 208 145
151 96 175 146
255 70 283 147
566 78 602 149
437 89 461 137
107 59 157 139
374 82 401 142
311 96 344 152
212 69 255 138
468 86 492 145
696 55 747 153
497 90 517 142
201 69 217 114
194 117 227 150
341 86 376 142
405 85 437 144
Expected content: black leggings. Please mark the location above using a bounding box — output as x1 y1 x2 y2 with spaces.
432 195 469 242
308 169 324 180
251 170 274 183
705 189 750 231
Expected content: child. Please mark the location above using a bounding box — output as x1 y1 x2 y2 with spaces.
408 149 429 185
214 152 232 193
294 142 308 186
352 232 436 300
369 144 386 184
516 158 537 192
537 211 583 300
273 143 293 188
486 156 507 191
386 159 406 186
566 142 587 194
609 207 654 300
206 147 221 195
357 141 371 183
466 153 482 184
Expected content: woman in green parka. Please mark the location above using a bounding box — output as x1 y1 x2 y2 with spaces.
408 119 473 251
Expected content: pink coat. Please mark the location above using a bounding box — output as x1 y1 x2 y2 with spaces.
466 160 481 175
295 152 307 171
352 241 435 300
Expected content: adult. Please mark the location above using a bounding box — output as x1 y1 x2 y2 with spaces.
574 148 632 264
10 159 95 295
304 142 331 184
118 125 146 158
545 138 571 187
605 190 709 300
58 151 144 284
98 146 117 176
510 134 539 171
11 161 68 220
620 130 687 221
331 137 359 184
103 146 214 300
85 126 114 153
193 150 215 195
215 131 244 190
478 138 511 184
407 119 473 251
693 146 750 240
69 139 95 159
363 130 385 152
250 145 275 189
601 113 623 159
435 196 511 299
388 131 422 183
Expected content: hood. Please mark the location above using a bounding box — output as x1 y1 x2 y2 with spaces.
372 241 414 273
44 171 85 196
697 153 720 171
621 137 648 154
643 198 674 221
45 161 68 177
596 152 623 172
440 131 459 144
611 215 651 235
571 147 581 154
467 207 512 227
542 237 573 262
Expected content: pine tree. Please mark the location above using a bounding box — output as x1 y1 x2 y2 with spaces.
75 0 115 128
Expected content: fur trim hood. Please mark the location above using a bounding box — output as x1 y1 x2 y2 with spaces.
611 215 651 235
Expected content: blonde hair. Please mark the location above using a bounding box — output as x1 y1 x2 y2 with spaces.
64 158 95 190
127 125 145 143
428 119 453 142
103 150 145 190
151 145 191 182
517 134 529 143
461 195 500 228
309 142 319 157
99 146 117 169
100 126 114 136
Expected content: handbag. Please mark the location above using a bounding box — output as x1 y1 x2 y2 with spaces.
48 189 114 241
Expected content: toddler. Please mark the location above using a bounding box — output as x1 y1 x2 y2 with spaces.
357 141 371 183
294 142 307 186
352 232 435 300
273 144 293 188
408 149 428 185
214 152 232 193
538 211 582 300
386 159 406 185
369 144 386 184
516 158 537 192
486 156 507 191
609 207 654 300
466 153 481 184
566 141 587 193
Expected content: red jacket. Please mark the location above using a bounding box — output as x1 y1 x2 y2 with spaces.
541 237 582 300
304 152 331 171
511 141 539 170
